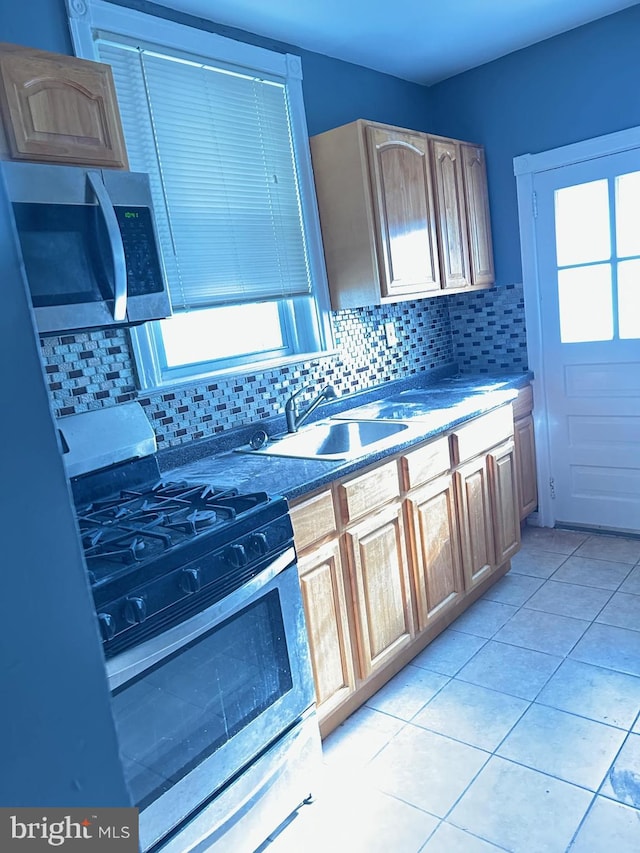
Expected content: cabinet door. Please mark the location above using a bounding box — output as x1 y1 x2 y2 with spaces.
514 414 538 519
344 502 414 679
488 441 521 565
366 125 440 297
406 474 463 631
298 542 356 719
455 456 495 590
430 138 471 290
0 45 128 168
461 143 495 287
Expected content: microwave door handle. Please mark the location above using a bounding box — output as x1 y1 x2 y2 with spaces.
87 171 127 322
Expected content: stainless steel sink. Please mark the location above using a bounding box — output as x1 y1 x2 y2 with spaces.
240 418 416 461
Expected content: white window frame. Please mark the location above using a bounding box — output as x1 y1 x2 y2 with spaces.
66 0 334 389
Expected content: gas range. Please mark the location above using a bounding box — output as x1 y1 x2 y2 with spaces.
60 404 293 659
76 476 282 586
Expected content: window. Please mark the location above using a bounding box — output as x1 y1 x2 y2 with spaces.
554 172 640 344
68 0 332 387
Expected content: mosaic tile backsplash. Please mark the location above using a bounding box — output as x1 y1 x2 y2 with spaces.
449 283 529 374
40 286 528 448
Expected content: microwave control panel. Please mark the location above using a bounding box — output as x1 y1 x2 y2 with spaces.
115 206 165 296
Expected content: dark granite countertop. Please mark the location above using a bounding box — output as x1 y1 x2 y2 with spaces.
160 371 533 502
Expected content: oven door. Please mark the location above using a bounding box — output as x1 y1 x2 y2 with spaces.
106 547 315 852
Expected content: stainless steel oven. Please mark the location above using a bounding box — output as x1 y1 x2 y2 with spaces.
59 404 322 853
108 547 319 853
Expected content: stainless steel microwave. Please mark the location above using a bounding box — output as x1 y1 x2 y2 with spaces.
2 161 172 335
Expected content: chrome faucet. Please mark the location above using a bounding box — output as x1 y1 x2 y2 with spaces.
285 383 337 433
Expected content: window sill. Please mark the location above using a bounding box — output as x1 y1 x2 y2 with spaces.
134 349 339 394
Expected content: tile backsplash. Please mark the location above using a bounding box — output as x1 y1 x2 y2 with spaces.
449 283 528 373
41 285 528 448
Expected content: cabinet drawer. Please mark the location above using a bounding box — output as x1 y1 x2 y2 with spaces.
400 435 450 491
338 461 399 524
290 490 336 552
451 405 513 465
512 384 534 420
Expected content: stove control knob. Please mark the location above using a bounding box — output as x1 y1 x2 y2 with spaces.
180 567 201 594
249 532 269 556
98 612 116 642
124 596 147 625
225 544 248 569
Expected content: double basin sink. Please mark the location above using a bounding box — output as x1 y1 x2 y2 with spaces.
242 388 504 462
245 418 418 462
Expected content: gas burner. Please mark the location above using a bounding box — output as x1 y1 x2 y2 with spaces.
86 534 148 565
166 508 218 535
76 479 274 587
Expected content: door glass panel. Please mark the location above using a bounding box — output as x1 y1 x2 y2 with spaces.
558 264 613 343
615 171 640 258
618 259 640 339
554 180 610 266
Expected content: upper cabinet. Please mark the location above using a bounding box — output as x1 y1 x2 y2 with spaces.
461 142 495 287
365 125 441 300
430 136 472 290
310 119 494 310
0 43 128 169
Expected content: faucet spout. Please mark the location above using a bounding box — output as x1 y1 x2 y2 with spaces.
285 383 337 433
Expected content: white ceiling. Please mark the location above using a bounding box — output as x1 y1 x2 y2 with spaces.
153 0 637 85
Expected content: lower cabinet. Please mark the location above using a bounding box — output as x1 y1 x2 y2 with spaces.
343 501 414 679
298 541 355 717
455 454 496 591
489 440 521 565
513 384 538 520
291 400 522 736
405 474 464 630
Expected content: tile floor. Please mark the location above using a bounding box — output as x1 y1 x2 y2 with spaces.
261 526 640 853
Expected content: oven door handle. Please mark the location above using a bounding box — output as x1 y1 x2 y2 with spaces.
107 546 297 690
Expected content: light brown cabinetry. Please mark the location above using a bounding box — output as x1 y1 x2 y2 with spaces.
310 119 494 309
452 405 520 591
401 436 464 629
292 401 523 736
367 125 441 298
344 503 414 677
430 137 471 290
489 440 521 564
461 143 495 287
406 474 463 629
309 120 440 309
0 43 128 168
291 490 356 724
512 385 538 520
338 462 414 678
455 454 495 590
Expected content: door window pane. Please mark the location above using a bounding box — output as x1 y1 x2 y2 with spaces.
558 264 613 343
615 171 640 258
618 259 640 339
555 180 610 266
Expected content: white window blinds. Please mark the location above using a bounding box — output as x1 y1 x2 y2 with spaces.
97 39 313 310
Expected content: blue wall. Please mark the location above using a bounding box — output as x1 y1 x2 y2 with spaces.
0 0 73 53
5 0 432 136
13 1 640 289
429 4 640 287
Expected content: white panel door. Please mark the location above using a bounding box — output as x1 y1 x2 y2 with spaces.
533 149 640 532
